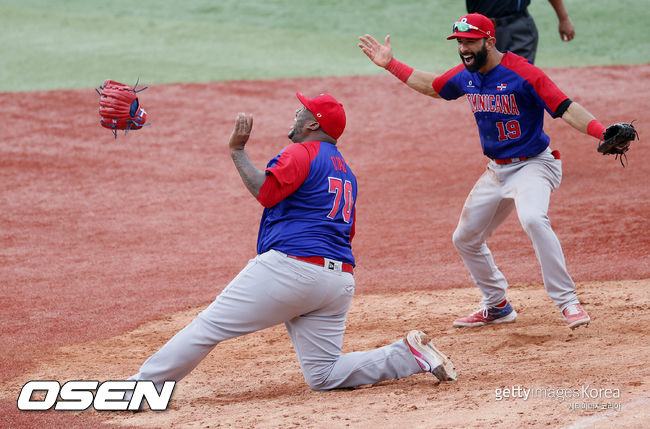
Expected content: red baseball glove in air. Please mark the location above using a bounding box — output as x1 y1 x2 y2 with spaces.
97 79 148 138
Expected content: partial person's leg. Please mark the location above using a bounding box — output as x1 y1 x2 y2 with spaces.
283 262 423 390
502 14 538 64
452 166 515 307
495 21 513 54
510 154 579 309
129 251 313 388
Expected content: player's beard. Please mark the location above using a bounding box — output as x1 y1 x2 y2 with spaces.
460 40 488 73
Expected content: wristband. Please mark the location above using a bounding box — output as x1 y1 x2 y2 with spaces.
587 119 606 140
385 58 414 83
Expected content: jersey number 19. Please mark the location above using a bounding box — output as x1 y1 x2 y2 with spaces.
496 120 521 141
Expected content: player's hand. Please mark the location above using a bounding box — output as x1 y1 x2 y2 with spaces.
558 17 575 41
358 34 393 68
229 112 253 151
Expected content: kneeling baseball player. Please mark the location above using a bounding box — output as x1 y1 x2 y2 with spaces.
126 92 456 409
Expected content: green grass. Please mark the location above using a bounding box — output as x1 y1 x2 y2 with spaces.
0 0 647 92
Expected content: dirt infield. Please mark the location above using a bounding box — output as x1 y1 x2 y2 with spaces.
1 64 649 428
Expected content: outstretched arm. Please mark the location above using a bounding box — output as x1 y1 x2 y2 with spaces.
548 0 575 41
561 102 605 140
561 102 594 133
358 34 441 98
229 113 266 198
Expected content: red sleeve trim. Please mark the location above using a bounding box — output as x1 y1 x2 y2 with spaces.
501 53 568 113
256 142 315 207
257 174 284 208
433 64 465 94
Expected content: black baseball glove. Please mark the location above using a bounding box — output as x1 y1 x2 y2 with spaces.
597 122 639 166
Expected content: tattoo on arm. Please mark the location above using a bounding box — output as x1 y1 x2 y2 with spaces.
230 149 266 198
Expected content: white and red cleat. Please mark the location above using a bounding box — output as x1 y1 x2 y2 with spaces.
405 330 457 382
563 303 590 329
453 300 517 328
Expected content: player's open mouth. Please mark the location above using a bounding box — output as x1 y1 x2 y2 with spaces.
462 54 475 66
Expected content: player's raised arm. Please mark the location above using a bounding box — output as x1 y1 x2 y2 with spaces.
358 34 440 98
229 112 266 198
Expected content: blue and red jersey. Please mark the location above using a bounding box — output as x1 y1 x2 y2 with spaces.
256 141 357 266
433 52 569 159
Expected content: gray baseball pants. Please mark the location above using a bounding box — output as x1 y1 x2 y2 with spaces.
452 148 579 311
128 249 422 391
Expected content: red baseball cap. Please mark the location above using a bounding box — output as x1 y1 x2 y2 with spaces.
296 92 346 139
447 13 495 40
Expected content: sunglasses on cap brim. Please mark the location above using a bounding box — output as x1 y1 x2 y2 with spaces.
452 21 491 38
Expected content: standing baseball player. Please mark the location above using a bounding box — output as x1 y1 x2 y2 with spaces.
126 92 456 408
359 13 619 330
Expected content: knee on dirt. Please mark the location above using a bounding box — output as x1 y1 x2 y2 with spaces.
301 364 338 391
